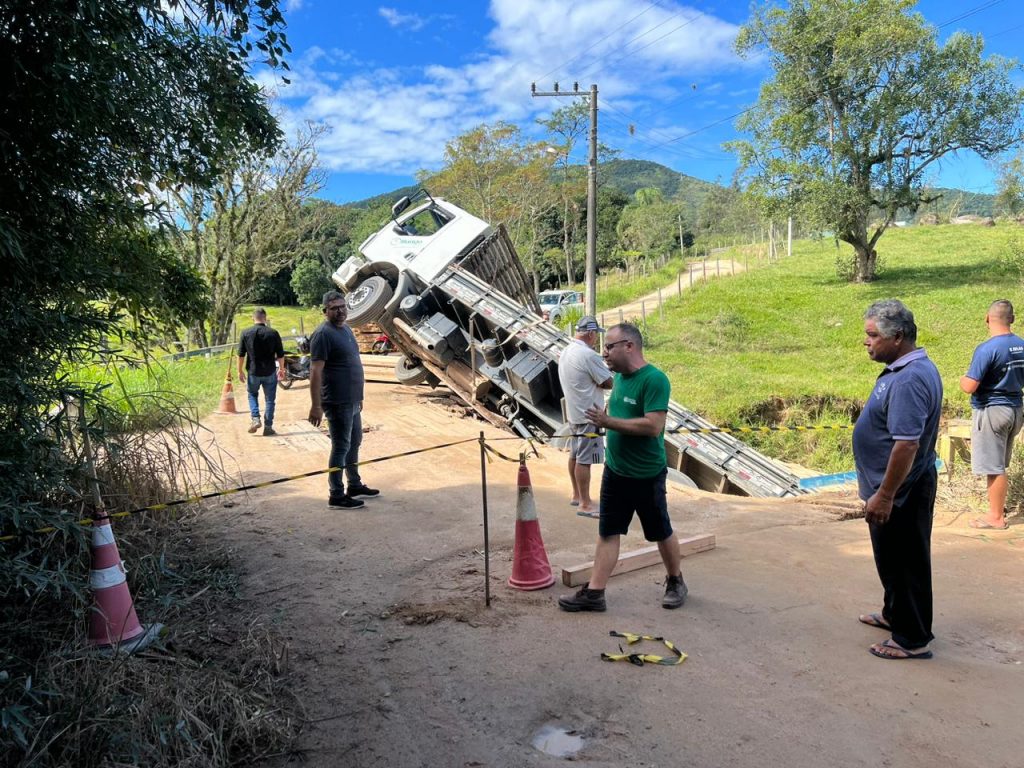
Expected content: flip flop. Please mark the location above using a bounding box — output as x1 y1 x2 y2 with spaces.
969 517 1009 530
869 639 932 660
576 509 600 519
858 612 892 631
569 500 580 507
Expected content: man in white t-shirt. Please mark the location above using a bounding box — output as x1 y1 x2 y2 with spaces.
557 316 613 516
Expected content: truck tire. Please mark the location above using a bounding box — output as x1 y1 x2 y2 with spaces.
346 276 393 326
394 355 429 386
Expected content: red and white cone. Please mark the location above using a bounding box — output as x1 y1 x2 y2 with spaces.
88 517 162 653
508 460 555 590
217 373 238 414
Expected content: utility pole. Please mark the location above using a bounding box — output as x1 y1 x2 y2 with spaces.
532 81 599 317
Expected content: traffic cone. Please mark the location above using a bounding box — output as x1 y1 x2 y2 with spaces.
508 458 555 590
88 516 162 652
217 358 238 414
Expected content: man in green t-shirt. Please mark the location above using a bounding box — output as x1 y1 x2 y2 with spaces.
558 323 688 612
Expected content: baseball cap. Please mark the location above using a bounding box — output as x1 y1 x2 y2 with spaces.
576 316 605 333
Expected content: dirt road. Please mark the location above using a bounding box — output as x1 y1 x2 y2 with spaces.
598 259 743 328
203 363 1022 768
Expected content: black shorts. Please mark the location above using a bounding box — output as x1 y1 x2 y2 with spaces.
598 466 673 542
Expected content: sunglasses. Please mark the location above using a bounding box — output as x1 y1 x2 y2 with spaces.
603 340 630 351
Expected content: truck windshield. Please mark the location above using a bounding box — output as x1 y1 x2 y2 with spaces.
538 294 561 306
397 206 450 237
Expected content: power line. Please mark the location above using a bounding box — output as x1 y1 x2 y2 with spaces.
532 2 661 84
575 8 707 83
938 0 1005 28
629 0 1012 152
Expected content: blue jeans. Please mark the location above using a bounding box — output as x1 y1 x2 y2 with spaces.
324 402 363 495
246 373 278 427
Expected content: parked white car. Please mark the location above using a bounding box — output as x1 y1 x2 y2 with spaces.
538 289 584 324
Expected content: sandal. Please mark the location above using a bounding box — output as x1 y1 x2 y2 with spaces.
869 638 932 660
858 612 892 631
969 517 1009 530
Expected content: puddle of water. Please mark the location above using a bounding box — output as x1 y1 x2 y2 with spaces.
531 724 584 758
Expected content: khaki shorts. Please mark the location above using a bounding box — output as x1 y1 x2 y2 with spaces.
569 423 605 466
971 406 1024 475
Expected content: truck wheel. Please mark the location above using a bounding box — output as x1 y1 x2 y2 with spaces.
394 355 429 386
346 276 393 326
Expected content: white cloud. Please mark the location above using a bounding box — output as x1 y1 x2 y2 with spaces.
379 7 427 31
274 1 748 180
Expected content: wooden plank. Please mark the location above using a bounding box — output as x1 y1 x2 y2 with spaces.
561 533 716 587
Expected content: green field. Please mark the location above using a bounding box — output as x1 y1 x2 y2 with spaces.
637 224 1023 470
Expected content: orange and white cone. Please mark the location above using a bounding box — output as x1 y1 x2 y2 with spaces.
217 370 238 414
88 517 162 652
507 460 555 590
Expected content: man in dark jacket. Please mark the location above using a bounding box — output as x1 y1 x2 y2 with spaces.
237 307 285 436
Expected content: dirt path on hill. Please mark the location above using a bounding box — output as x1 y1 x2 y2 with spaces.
599 258 744 328
199 358 1023 768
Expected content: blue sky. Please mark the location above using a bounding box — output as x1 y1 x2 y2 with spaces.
262 0 1024 205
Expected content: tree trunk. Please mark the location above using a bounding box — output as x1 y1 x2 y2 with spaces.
854 243 878 282
563 198 574 284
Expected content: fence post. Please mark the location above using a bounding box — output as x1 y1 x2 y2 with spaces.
641 300 647 326
658 288 663 319
619 308 624 324
677 272 682 295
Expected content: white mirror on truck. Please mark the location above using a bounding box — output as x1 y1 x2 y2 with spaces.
391 196 411 220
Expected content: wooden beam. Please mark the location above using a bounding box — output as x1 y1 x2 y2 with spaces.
561 533 716 587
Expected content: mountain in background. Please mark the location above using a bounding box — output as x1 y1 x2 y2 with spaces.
343 160 996 220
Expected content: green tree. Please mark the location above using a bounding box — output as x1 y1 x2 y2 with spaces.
995 153 1024 217
616 189 682 259
1 0 288 757
169 125 325 345
291 257 336 308
420 123 558 291
537 101 589 284
732 0 1024 282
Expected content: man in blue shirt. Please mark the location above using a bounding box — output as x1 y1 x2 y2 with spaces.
852 300 942 660
959 299 1024 531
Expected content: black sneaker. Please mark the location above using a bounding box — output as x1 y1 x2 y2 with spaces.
558 584 607 612
347 484 379 497
328 495 364 509
263 426 276 436
662 574 688 609
248 418 261 434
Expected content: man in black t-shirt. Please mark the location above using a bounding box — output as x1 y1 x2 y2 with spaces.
237 307 285 436
308 291 378 509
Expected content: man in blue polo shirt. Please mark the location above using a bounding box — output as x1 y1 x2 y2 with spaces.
959 299 1024 531
852 300 942 660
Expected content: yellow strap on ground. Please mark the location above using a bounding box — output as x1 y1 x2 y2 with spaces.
600 630 687 667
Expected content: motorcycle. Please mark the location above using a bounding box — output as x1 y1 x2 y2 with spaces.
279 336 311 389
370 332 395 354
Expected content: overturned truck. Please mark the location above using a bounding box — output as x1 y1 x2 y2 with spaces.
333 190 805 498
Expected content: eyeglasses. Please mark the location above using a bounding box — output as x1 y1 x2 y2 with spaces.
604 340 630 351
325 304 346 313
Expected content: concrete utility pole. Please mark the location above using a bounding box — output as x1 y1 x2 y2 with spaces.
532 81 599 317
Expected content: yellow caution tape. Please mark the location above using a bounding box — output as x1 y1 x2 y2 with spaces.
0 436 479 543
601 630 687 667
564 424 853 438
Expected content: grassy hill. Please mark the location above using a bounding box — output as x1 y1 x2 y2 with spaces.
638 224 1023 470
